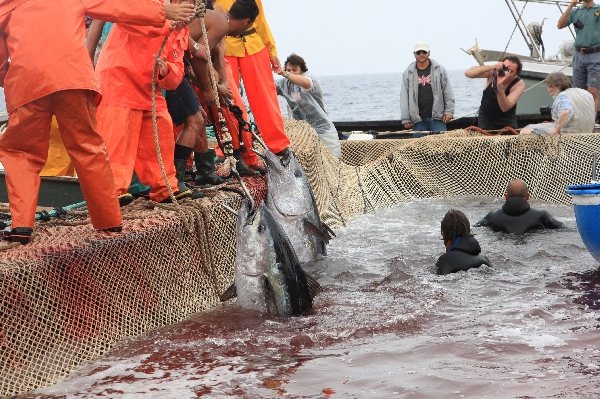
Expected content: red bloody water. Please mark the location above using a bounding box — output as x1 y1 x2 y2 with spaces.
19 197 600 398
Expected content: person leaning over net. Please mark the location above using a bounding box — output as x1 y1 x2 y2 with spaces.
520 72 595 135
0 0 196 244
274 53 342 159
436 210 491 275
475 180 563 234
464 56 525 131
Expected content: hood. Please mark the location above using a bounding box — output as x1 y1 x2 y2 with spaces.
449 236 482 256
502 196 530 216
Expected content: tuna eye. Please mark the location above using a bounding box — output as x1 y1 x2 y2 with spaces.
294 170 302 178
258 223 266 233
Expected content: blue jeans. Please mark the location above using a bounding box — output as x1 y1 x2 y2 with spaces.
412 118 447 138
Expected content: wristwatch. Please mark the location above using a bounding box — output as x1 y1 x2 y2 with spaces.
193 42 200 53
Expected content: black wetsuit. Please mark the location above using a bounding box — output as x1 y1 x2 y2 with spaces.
477 197 563 235
436 236 491 275
478 76 521 130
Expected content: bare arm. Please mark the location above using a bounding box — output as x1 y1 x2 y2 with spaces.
558 1 577 29
497 79 525 113
187 11 229 53
274 66 312 90
86 19 105 63
464 63 497 79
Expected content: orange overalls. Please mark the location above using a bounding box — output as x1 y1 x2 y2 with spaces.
0 0 167 230
212 60 258 166
214 0 290 154
96 22 187 203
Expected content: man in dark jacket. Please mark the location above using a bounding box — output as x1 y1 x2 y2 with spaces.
476 180 563 234
436 209 491 275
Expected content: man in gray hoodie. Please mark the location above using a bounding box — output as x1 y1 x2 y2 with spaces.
401 41 455 137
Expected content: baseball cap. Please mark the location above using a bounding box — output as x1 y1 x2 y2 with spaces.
414 41 430 53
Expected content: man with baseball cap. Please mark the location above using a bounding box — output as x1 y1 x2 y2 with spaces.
401 41 455 137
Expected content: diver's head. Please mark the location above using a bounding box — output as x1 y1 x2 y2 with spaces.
505 179 530 201
440 209 471 246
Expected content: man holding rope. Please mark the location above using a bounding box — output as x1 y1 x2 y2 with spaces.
0 0 196 244
95 0 202 204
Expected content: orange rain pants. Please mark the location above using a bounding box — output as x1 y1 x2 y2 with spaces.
96 105 178 203
0 90 122 229
213 60 258 165
226 47 290 154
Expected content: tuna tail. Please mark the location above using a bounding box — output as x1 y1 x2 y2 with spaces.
219 282 237 302
305 273 322 299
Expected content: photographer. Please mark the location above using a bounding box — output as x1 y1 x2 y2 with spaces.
464 56 525 130
558 0 600 116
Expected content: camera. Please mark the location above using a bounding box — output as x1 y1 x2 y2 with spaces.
574 19 584 30
498 65 509 76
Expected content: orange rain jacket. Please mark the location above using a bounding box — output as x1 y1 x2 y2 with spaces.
96 23 188 112
0 0 167 112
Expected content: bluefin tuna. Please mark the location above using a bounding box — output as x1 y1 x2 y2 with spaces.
263 149 335 263
220 199 321 316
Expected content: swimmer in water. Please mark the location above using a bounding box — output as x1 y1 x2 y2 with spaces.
437 209 491 275
475 179 563 235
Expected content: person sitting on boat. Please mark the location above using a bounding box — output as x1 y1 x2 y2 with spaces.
464 56 525 131
436 209 491 275
401 42 455 138
0 0 196 244
274 54 342 158
558 0 600 117
520 72 595 135
475 179 563 235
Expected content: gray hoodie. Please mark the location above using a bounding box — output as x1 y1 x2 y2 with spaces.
400 58 455 124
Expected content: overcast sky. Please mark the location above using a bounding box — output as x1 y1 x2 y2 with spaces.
262 0 576 76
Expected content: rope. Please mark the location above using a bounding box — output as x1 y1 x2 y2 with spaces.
151 37 178 205
465 125 520 136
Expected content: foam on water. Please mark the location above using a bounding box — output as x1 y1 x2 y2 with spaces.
20 196 600 398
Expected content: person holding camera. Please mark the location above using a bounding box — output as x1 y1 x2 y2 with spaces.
464 56 525 130
401 42 455 138
558 0 600 116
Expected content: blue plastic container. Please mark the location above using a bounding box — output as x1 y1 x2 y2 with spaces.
567 183 600 263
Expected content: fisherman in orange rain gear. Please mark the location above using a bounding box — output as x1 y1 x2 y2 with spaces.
96 1 202 204
0 0 196 244
185 0 261 185
213 0 291 159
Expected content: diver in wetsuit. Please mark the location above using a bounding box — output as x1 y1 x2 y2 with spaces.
436 209 491 275
476 179 563 235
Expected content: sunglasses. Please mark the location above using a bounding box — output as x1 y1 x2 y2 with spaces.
414 50 429 55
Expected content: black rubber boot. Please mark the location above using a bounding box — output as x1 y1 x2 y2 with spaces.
233 149 260 176
175 159 204 199
194 149 231 186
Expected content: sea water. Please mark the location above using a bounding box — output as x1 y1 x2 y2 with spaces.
278 69 484 122
19 197 600 398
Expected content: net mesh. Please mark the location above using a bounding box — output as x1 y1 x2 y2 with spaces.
0 119 598 396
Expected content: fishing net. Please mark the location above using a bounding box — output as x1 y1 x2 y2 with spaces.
1 119 599 396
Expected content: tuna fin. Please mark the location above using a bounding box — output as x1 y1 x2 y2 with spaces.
322 222 336 238
305 274 322 299
262 275 279 316
303 219 333 244
219 282 237 302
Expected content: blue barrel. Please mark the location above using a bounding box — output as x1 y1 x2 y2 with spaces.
567 183 600 263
